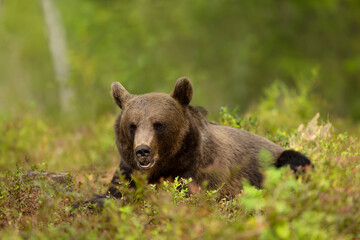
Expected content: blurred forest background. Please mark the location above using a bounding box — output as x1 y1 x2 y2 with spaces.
1 0 360 171
1 0 360 121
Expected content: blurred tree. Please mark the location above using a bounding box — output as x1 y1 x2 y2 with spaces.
41 0 73 113
0 0 359 122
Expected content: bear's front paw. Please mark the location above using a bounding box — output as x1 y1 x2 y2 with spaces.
70 194 109 213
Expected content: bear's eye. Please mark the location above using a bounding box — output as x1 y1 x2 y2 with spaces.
129 123 137 132
153 122 164 131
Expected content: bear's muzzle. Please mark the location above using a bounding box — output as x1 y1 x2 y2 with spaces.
135 145 156 170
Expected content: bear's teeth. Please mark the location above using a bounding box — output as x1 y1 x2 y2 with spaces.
137 160 155 169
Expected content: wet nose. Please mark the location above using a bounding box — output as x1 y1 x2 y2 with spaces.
135 145 151 158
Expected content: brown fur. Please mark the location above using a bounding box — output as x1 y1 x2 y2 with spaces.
79 77 311 208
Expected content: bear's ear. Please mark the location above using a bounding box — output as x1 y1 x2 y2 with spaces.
111 82 132 109
171 77 193 106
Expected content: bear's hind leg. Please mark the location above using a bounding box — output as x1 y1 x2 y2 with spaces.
275 150 312 172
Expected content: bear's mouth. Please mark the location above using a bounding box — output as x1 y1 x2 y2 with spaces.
137 159 156 170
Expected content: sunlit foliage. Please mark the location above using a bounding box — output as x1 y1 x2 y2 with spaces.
1 83 359 239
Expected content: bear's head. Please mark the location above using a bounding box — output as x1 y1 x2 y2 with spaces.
111 77 193 170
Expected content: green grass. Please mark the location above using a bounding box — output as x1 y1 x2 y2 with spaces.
0 110 359 239
1 82 360 239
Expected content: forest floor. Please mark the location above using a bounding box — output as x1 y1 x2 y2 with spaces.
1 110 359 239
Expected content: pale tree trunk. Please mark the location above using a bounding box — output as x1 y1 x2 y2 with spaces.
40 0 73 113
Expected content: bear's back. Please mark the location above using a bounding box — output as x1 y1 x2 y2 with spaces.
208 123 284 165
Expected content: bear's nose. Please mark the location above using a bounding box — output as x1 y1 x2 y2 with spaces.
135 145 151 158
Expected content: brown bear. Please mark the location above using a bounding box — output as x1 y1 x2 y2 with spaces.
83 77 311 207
